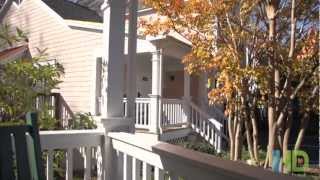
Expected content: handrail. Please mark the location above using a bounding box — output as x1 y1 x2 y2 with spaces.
108 132 301 180
40 130 104 149
40 130 104 180
188 101 228 141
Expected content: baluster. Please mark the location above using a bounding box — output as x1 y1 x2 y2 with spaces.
170 103 173 125
84 147 92 180
176 103 179 124
136 102 139 125
178 103 180 124
206 122 210 141
166 103 169 125
162 103 166 126
142 162 151 180
140 103 143 125
217 130 222 153
66 148 73 180
191 108 194 128
140 103 143 126
199 115 202 134
165 103 168 126
46 150 53 180
177 104 180 124
154 167 164 180
215 128 219 150
132 158 141 180
179 103 182 124
144 103 147 126
173 103 178 124
96 146 104 180
148 103 151 126
123 153 132 180
173 103 176 124
202 119 206 137
195 111 199 132
210 125 214 145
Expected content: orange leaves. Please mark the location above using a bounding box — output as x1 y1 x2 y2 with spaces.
296 28 318 61
141 0 319 107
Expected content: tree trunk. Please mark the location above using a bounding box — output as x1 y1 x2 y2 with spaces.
250 105 259 162
265 0 279 167
234 109 243 161
294 113 308 150
228 112 235 160
295 86 319 150
282 110 292 163
244 117 255 161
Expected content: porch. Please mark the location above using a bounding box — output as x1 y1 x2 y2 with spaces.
39 127 298 180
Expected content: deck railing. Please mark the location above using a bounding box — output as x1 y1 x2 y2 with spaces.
189 101 228 153
36 93 74 128
123 98 151 129
135 98 151 129
39 129 299 180
122 98 227 151
123 98 186 129
40 130 104 180
161 99 185 127
107 132 299 180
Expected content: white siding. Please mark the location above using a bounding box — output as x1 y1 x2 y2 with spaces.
3 0 103 113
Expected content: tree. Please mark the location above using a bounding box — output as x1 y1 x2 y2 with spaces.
0 24 64 129
141 0 319 169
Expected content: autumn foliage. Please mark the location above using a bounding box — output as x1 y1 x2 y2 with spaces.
141 0 319 170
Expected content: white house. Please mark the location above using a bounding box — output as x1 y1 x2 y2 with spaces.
0 1 300 180
1 0 226 141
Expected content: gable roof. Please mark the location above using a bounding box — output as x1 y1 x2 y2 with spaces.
42 0 102 23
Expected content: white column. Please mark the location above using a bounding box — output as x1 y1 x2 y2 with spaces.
101 0 126 118
100 0 135 179
183 70 191 124
126 0 138 118
149 49 163 134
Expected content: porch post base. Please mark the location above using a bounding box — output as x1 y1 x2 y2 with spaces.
100 117 134 180
149 94 161 134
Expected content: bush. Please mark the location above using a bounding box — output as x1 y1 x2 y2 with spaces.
68 112 97 130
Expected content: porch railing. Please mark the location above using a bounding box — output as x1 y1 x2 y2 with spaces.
189 101 228 153
39 129 298 180
123 98 186 129
161 98 185 127
40 130 104 180
107 132 298 180
123 98 151 129
36 93 74 128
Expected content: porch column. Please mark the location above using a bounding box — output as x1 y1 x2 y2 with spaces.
100 1 132 180
101 0 126 118
183 70 191 124
126 0 138 118
149 49 163 134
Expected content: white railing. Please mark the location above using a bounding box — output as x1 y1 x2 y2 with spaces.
108 132 295 180
135 98 151 129
161 99 185 127
189 101 228 153
123 98 151 129
38 128 296 180
40 130 104 180
124 98 186 130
